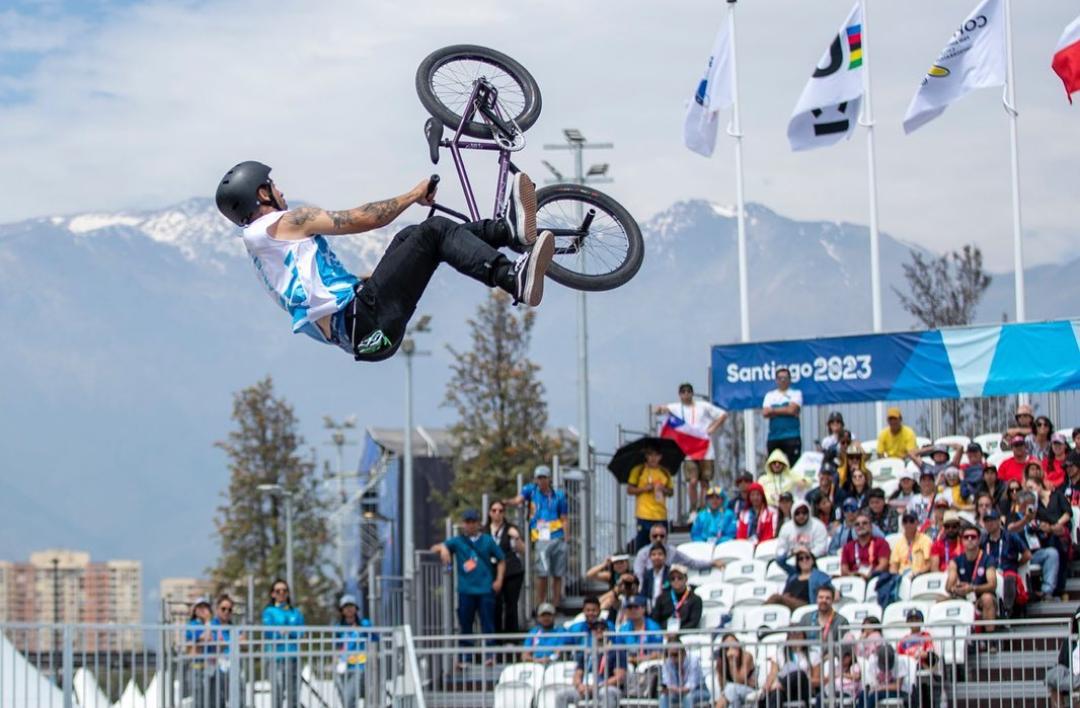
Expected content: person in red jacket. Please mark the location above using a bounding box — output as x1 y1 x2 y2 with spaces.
998 435 1031 485
736 483 777 544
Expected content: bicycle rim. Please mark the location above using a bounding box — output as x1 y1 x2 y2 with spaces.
429 56 527 127
537 192 636 283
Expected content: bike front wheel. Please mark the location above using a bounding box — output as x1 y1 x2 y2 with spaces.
535 184 644 292
415 45 542 140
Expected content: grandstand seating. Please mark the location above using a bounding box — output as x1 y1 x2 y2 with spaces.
736 603 791 633
867 457 904 480
676 541 718 565
494 663 546 708
832 576 866 605
753 538 779 564
816 555 842 577
881 600 934 639
906 572 948 602
764 561 788 582
934 434 971 449
712 540 755 563
838 601 882 624
791 451 823 481
721 559 768 586
860 439 878 457
927 599 975 665
695 581 733 608
732 581 781 608
973 432 1006 454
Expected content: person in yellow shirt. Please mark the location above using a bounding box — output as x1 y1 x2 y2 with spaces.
627 447 674 551
876 511 934 605
876 407 919 460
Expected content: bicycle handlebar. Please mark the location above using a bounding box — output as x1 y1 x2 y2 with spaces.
425 174 440 200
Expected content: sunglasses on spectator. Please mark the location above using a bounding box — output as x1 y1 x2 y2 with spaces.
796 554 812 561
651 533 666 540
219 605 233 612
1036 421 1050 428
943 522 959 528
963 533 979 540
1008 485 1021 492
272 587 288 594
855 521 870 527
1012 441 1025 447
490 507 504 513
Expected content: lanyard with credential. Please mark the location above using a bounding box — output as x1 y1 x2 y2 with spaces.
671 589 690 616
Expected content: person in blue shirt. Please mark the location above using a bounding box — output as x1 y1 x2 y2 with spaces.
568 596 616 643
762 367 803 463
262 579 305 708
523 603 571 662
690 487 737 543
432 508 506 665
209 594 241 708
551 621 628 708
980 509 1030 617
616 595 663 669
184 597 216 708
505 465 570 608
335 594 373 708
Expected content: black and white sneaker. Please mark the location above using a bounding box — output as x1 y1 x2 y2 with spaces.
511 230 554 306
505 172 537 247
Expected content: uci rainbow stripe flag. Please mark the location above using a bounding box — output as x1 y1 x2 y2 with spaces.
847 24 863 69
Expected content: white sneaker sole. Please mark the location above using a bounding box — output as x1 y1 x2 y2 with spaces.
521 231 554 307
513 173 537 247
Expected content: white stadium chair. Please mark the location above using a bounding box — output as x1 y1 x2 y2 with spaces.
927 599 975 665
687 565 722 586
838 601 881 624
884 532 902 549
535 661 579 708
867 457 905 481
877 477 899 498
713 540 755 564
973 432 1006 455
754 538 780 564
765 561 789 582
831 576 866 605
907 572 948 602
861 439 878 458
677 541 719 565
732 581 780 608
986 451 1010 469
916 436 931 449
696 582 734 609
792 451 823 482
816 555 842 577
701 604 730 630
791 605 816 625
722 559 768 586
1060 427 1074 447
494 663 546 708
881 600 933 640
934 435 971 449
739 604 792 633
865 576 879 603
562 612 585 629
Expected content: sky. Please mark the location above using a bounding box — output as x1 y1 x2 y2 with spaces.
0 0 1078 271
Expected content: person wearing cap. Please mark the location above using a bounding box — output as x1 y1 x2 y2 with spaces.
980 508 1030 617
806 467 847 525
758 448 805 508
608 573 641 626
185 596 217 708
896 609 935 665
625 446 674 552
906 468 939 526
945 523 998 632
335 594 372 708
726 473 754 516
689 486 736 543
655 383 727 513
887 464 919 513
586 555 633 610
1058 452 1080 507
735 482 778 546
830 497 884 555
837 438 870 489
431 509 505 663
820 411 846 458
841 512 891 582
876 407 919 460
761 366 804 464
916 442 963 481
1044 432 1071 489
659 637 711 708
960 442 987 496
1005 403 1036 441
523 603 567 663
882 512 932 605
1045 609 1080 706
776 500 830 567
504 465 569 608
615 595 663 667
866 487 899 535
939 465 974 511
551 620 626 708
929 510 964 571
998 434 1031 484
650 564 702 631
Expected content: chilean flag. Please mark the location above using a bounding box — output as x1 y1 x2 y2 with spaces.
1052 14 1080 103
659 414 711 460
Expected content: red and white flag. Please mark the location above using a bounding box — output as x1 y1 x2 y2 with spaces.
1052 14 1080 103
659 413 711 460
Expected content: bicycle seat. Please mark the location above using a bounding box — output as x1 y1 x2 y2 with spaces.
424 117 442 165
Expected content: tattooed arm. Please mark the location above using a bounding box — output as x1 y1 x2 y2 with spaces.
271 178 436 240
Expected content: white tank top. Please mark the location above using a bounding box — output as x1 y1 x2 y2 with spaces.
241 211 358 343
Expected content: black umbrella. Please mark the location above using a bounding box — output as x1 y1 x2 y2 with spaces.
607 436 686 484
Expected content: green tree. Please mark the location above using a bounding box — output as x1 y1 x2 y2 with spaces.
210 376 335 623
442 291 558 519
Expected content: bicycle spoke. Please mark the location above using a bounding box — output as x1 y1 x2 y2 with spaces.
429 56 528 127
537 195 631 278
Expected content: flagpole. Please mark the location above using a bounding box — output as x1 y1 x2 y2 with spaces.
1003 0 1026 325
727 0 756 475
860 0 885 430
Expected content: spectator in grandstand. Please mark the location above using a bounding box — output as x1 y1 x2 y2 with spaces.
659 638 711 708
830 497 884 555
907 469 939 527
945 525 998 633
960 442 987 497
606 574 640 626
625 446 674 552
801 585 848 649
715 632 757 708
1007 489 1062 601
917 443 962 480
762 367 803 463
486 500 525 635
853 617 884 660
726 472 754 515
813 495 839 538
841 466 872 511
569 596 615 637
807 467 846 523
758 449 804 507
921 495 951 541
896 609 937 668
1059 453 1080 507
766 546 832 610
1045 609 1080 707
757 628 815 707
820 411 846 463
1005 403 1036 441
616 595 663 667
1028 415 1055 461
929 510 964 571
430 509 505 664
735 482 778 545
858 644 911 708
523 603 566 662
211 595 239 707
263 579 304 708
651 564 702 631
1026 460 1046 485
655 383 727 513
975 492 995 525
504 465 568 608
1045 433 1071 489
887 466 918 513
776 500 830 568
938 466 973 511
690 487 737 543
823 646 861 705
865 488 898 535
980 509 1030 617
633 523 724 582
1026 475 1071 596
841 512 891 582
883 512 932 605
335 594 371 708
587 554 632 611
776 491 795 530
837 439 869 488
185 597 217 708
1073 427 1080 451
876 407 919 460
998 434 1031 484
639 543 671 609
553 620 626 708
975 464 1009 517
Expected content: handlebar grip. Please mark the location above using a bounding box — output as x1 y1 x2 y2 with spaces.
425 174 440 199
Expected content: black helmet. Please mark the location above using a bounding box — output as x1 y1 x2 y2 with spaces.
216 161 273 227
827 411 844 425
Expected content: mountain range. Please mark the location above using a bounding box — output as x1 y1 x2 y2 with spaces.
1 196 1075 618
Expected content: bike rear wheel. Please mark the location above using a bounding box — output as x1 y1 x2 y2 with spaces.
415 45 542 140
535 184 644 292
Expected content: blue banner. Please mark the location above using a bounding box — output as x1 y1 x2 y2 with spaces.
710 319 1080 411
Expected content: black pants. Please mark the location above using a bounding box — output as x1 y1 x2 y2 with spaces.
344 217 511 360
767 438 802 464
494 573 524 634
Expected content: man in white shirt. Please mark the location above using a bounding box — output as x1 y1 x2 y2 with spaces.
655 382 727 513
762 368 803 464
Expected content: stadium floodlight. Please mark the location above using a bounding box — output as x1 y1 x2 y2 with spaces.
563 128 586 143
587 163 609 177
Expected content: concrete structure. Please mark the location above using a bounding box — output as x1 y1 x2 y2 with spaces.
159 577 215 622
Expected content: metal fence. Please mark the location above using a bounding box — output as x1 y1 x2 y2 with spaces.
0 622 425 708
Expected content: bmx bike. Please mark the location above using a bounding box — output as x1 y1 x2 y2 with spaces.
415 44 643 292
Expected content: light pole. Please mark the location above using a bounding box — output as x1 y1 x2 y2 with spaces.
542 130 613 479
258 484 294 598
401 314 431 626
323 416 357 584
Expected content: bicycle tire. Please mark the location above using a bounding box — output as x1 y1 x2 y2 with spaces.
415 45 542 140
535 184 644 292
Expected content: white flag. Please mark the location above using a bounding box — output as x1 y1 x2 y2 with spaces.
683 13 735 157
788 2 864 152
902 0 1006 134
